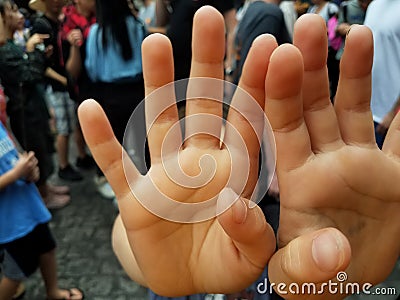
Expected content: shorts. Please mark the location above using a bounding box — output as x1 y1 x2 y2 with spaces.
45 86 76 135
0 223 56 281
0 249 26 281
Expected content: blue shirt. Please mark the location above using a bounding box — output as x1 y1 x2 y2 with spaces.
85 16 145 83
0 124 51 244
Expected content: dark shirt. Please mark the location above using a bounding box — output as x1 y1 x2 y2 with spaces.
31 15 67 92
234 0 291 83
166 0 235 81
0 40 46 115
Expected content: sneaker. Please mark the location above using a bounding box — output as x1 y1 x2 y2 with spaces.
94 176 115 199
58 164 83 181
44 193 71 209
76 155 95 169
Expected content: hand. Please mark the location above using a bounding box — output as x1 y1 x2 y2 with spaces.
79 6 276 296
25 33 49 52
45 45 53 58
14 151 39 181
67 29 83 47
78 7 400 300
336 22 350 36
25 162 40 182
265 15 400 299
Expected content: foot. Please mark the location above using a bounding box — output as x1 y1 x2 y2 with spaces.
12 283 25 300
47 183 70 194
46 288 84 300
58 164 83 181
44 193 71 210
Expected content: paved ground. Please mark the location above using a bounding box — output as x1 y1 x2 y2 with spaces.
23 166 148 300
10 154 400 300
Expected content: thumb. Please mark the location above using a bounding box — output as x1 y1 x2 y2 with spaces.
217 188 276 269
268 228 351 298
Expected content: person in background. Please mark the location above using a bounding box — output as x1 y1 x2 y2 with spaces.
307 0 339 100
233 0 291 84
279 0 297 39
363 0 400 149
335 0 371 62
85 0 146 202
0 122 83 300
155 0 237 105
59 0 96 170
12 7 30 49
138 0 165 33
0 0 70 210
30 0 84 182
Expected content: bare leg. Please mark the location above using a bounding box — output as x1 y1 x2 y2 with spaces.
56 135 69 169
39 249 58 297
39 250 83 299
75 124 87 159
38 182 48 199
0 277 19 300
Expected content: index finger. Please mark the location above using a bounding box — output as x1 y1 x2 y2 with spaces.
78 100 140 198
37 34 50 39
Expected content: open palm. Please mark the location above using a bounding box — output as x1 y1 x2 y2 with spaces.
266 15 400 299
79 6 277 296
78 7 400 299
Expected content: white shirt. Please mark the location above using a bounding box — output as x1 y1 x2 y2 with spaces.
364 0 400 123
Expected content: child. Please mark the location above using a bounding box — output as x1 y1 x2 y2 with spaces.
29 0 84 182
0 122 83 300
0 0 70 209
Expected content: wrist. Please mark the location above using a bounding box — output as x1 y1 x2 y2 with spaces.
10 168 22 182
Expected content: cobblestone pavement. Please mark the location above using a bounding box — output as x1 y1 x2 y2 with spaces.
23 167 148 300
9 159 400 300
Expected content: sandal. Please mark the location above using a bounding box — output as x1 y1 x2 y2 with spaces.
44 193 71 210
46 287 84 300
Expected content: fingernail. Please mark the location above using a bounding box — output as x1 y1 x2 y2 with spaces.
232 198 247 224
312 231 343 272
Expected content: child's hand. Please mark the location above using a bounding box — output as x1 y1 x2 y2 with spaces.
14 151 39 182
266 16 400 299
78 8 400 300
25 33 49 52
79 6 276 296
67 29 83 47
